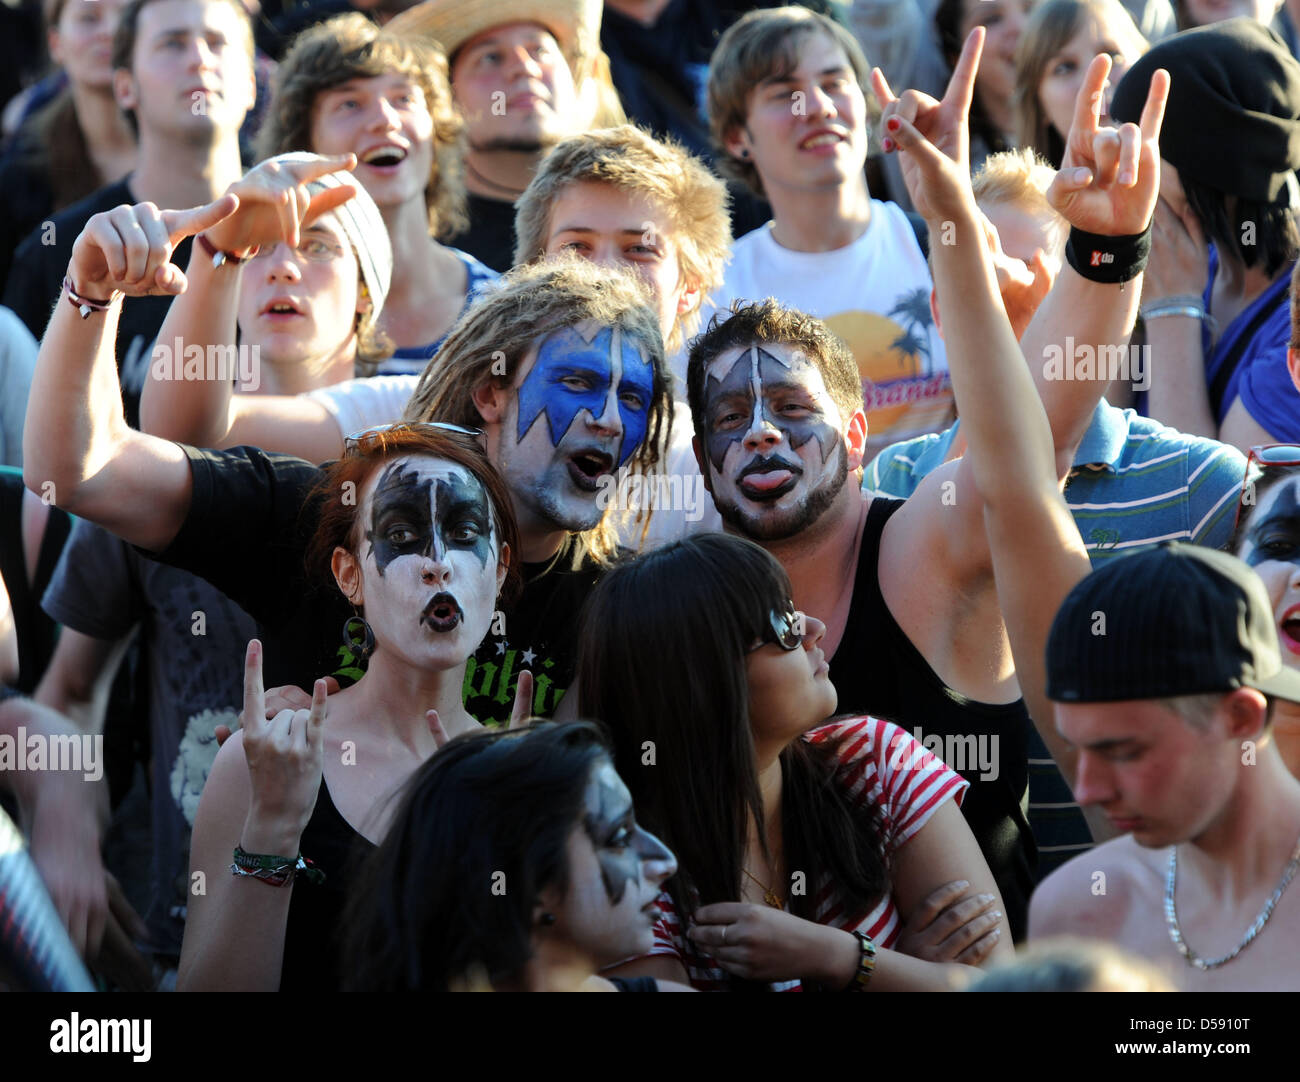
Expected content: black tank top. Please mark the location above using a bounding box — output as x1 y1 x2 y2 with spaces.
829 497 1037 939
280 779 375 991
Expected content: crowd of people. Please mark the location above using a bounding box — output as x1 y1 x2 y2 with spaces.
1 0 1299 994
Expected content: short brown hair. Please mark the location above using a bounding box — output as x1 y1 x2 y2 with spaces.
257 13 468 240
513 125 731 353
404 257 672 566
707 6 871 199
112 0 252 72
112 0 253 133
686 298 864 448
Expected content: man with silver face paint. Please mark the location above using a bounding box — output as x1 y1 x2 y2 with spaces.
688 298 1042 937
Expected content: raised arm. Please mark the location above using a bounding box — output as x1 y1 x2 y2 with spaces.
22 198 238 552
178 641 329 991
882 35 1167 768
1022 54 1162 459
140 154 357 459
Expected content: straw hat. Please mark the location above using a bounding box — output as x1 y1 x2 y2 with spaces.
387 0 603 65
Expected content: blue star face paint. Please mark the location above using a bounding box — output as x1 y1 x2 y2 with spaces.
701 343 849 542
516 324 653 469
499 323 655 534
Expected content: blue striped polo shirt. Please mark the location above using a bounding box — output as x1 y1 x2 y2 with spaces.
863 402 1247 877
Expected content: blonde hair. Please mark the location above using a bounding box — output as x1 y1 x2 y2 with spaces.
513 125 731 354
404 258 672 565
257 14 468 240
972 148 1069 257
707 6 873 199
1013 0 1147 167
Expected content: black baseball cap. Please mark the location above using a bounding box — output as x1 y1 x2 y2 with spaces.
1046 542 1300 704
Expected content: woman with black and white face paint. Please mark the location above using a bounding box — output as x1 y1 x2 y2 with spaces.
178 425 525 992
345 721 689 991
1232 451 1300 777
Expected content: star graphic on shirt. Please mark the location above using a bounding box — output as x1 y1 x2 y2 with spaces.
496 641 507 656
520 647 536 666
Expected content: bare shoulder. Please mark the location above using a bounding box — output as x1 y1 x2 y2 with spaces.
1029 835 1160 941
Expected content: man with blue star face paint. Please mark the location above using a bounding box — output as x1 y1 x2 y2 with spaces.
503 321 655 536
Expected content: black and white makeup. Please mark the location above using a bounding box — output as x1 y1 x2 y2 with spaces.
1237 471 1300 663
545 758 676 967
352 456 503 669
700 343 848 541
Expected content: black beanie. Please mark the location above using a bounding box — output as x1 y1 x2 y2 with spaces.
1110 16 1300 204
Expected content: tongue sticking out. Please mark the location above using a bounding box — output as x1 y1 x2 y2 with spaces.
743 470 793 492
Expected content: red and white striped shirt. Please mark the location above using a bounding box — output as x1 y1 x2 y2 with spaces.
646 716 968 991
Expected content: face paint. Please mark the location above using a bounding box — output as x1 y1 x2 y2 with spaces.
354 457 502 662
580 759 672 905
516 324 653 469
364 462 495 575
701 344 849 541
703 345 837 473
1242 479 1300 569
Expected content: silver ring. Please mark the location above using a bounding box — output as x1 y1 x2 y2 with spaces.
721 925 727 946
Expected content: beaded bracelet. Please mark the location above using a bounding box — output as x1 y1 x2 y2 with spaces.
844 930 877 991
231 846 325 888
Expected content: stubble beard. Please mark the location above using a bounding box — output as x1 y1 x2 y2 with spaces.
714 443 849 544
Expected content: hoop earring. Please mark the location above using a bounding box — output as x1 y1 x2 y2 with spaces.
342 614 376 660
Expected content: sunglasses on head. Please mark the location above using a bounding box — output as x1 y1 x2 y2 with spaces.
751 604 805 652
1233 444 1300 533
343 421 485 456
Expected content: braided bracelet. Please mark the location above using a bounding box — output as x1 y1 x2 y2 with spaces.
231 846 325 888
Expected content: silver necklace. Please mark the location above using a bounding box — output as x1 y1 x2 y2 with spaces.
1164 833 1300 970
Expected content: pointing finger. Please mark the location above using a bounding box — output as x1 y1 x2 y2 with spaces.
162 193 240 244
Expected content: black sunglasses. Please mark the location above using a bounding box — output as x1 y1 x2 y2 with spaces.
751 604 805 652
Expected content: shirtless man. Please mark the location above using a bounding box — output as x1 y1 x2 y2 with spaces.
1029 544 1300 991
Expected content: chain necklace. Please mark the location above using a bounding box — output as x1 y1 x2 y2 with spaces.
742 866 783 909
1164 832 1300 970
465 161 527 199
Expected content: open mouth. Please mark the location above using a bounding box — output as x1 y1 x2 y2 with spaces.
566 450 614 492
361 146 407 169
1280 607 1300 654
261 298 304 317
421 592 463 633
799 131 842 150
738 457 801 501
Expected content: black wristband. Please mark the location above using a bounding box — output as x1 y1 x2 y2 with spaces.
1064 223 1152 284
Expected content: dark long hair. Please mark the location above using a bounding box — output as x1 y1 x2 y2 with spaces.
935 0 1013 158
575 534 890 934
342 722 610 991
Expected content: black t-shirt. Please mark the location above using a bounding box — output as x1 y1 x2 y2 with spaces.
829 496 1037 941
463 536 609 726
3 176 193 430
149 444 605 720
444 193 517 273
